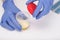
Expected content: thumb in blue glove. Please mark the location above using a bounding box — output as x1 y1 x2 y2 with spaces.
26 0 53 19
1 0 22 31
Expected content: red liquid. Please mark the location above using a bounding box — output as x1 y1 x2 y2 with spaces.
27 2 36 15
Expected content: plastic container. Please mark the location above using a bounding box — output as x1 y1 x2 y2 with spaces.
16 11 30 30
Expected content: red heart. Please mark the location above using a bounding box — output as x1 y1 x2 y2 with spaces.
27 2 36 15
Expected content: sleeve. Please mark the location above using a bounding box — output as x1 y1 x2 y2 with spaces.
51 0 60 13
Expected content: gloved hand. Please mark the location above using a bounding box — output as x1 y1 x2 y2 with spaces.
0 0 22 31
26 0 53 19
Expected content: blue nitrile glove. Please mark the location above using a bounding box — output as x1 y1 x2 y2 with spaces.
26 0 53 19
0 0 22 31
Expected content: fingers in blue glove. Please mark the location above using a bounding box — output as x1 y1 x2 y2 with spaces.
1 11 22 31
36 0 53 19
33 1 43 18
9 13 22 31
1 18 15 31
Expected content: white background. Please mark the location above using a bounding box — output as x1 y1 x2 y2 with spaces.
0 0 60 40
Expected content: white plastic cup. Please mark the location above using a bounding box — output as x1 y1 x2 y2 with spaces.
16 11 30 30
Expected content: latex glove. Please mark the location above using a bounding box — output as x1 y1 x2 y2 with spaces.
26 0 53 19
0 0 22 31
